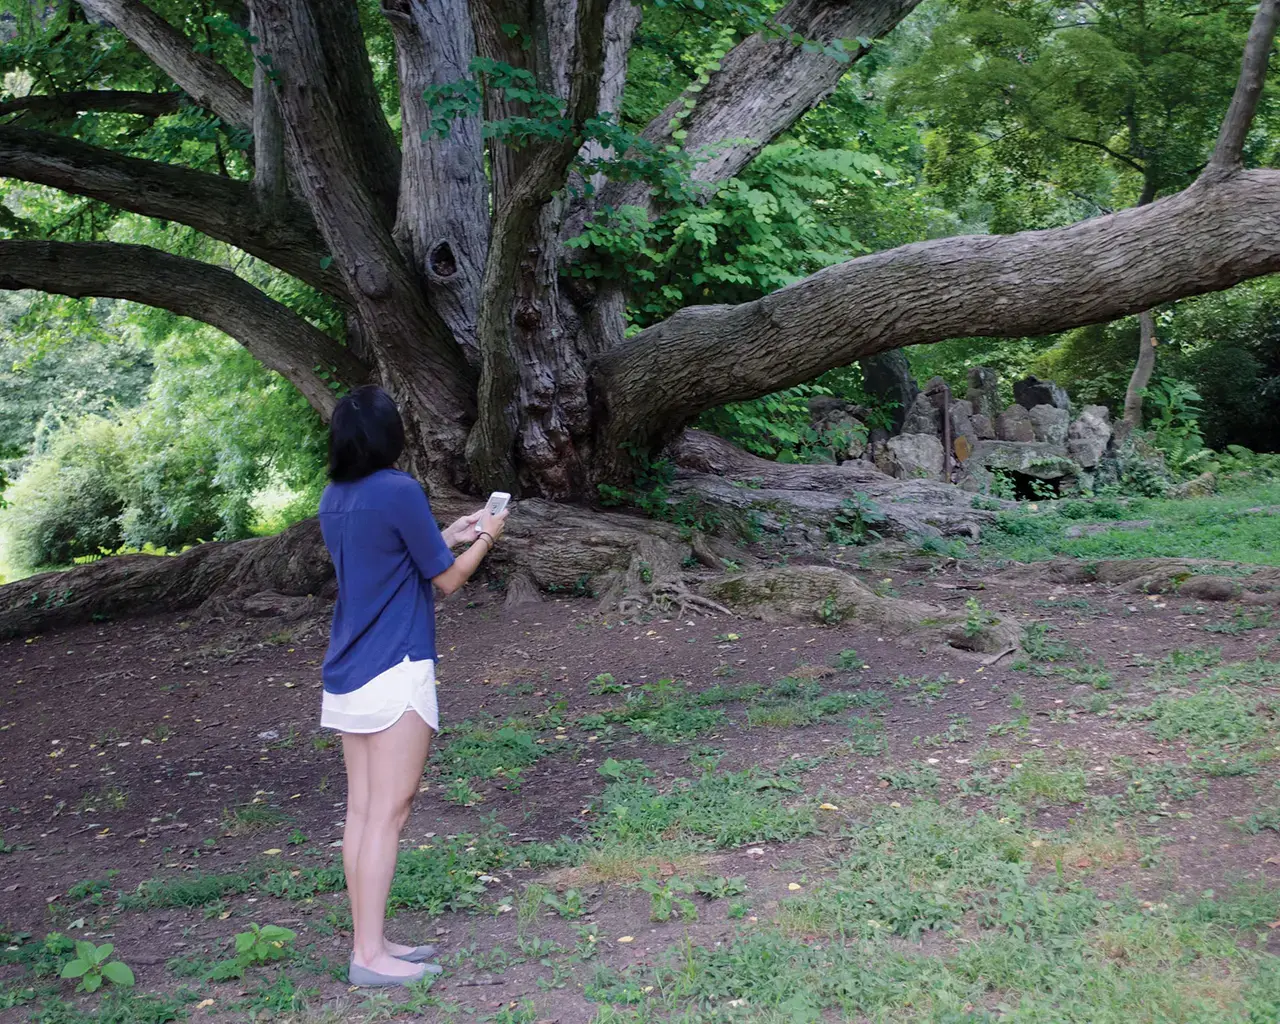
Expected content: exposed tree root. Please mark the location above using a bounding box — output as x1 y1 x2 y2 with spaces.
668 431 1009 542
1003 557 1280 603
703 565 1022 657
1 434 1021 639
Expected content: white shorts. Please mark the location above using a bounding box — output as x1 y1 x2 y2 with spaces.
320 657 439 734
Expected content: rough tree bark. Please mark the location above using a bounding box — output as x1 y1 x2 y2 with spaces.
0 0 1278 638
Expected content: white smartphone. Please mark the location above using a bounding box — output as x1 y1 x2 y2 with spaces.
476 491 511 532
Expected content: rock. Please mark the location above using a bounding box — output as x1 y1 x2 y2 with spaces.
1067 408 1112 468
1014 376 1070 412
1029 404 1070 446
860 350 919 435
966 366 1002 423
957 464 993 493
948 398 976 438
1095 431 1171 495
1170 471 1216 498
968 440 1079 481
953 434 974 462
808 397 868 461
1064 519 1154 539
995 404 1035 443
971 413 995 439
901 392 941 435
877 433 946 481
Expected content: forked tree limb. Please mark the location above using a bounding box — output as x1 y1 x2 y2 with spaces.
77 0 254 131
594 170 1280 454
0 90 183 121
252 0 402 229
0 128 345 297
0 240 367 415
253 0 477 484
586 0 921 219
1204 0 1279 179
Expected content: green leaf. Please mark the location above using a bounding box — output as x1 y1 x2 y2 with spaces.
60 960 89 979
82 973 103 993
210 959 245 981
100 961 135 986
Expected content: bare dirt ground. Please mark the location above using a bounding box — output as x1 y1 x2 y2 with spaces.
3 552 1280 1023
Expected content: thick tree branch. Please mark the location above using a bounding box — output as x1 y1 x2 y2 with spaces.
591 0 920 218
0 240 366 416
77 0 254 131
1204 0 1279 179
384 0 488 359
248 3 287 217
0 90 182 121
594 171 1280 456
0 128 345 297
253 0 401 228
255 0 476 486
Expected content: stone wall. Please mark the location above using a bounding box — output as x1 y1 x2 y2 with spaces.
808 368 1142 495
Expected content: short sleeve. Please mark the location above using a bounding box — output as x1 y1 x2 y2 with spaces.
392 480 455 581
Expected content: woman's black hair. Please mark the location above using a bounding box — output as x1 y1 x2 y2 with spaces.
328 385 406 482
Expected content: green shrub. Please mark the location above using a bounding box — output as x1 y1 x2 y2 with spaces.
2 416 130 567
1 332 326 572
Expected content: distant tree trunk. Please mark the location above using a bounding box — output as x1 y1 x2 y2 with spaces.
1122 180 1160 429
1123 309 1158 429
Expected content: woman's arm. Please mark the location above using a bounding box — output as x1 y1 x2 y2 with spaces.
432 510 507 596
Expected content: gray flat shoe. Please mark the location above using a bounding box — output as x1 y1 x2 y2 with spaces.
393 944 438 963
348 961 436 988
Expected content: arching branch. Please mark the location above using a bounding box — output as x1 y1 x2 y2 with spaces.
77 0 254 131
0 128 345 298
0 90 182 121
593 170 1280 466
0 240 366 416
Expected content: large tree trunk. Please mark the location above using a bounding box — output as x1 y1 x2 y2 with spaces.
2 0 1279 640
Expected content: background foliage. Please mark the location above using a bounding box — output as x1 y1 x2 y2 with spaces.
1 0 1279 579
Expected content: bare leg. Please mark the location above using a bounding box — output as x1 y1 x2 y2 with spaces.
341 733 417 958
348 712 434 975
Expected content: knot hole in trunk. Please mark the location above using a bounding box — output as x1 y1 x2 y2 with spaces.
427 240 457 279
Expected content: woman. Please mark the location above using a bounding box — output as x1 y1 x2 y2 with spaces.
317 386 507 987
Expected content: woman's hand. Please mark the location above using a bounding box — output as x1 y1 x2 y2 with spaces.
442 510 484 548
476 508 508 545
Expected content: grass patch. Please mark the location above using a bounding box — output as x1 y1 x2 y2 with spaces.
1130 690 1266 745
981 482 1280 566
431 717 545 790
592 767 815 849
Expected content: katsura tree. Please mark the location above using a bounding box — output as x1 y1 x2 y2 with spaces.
0 0 1279 634
893 0 1276 426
